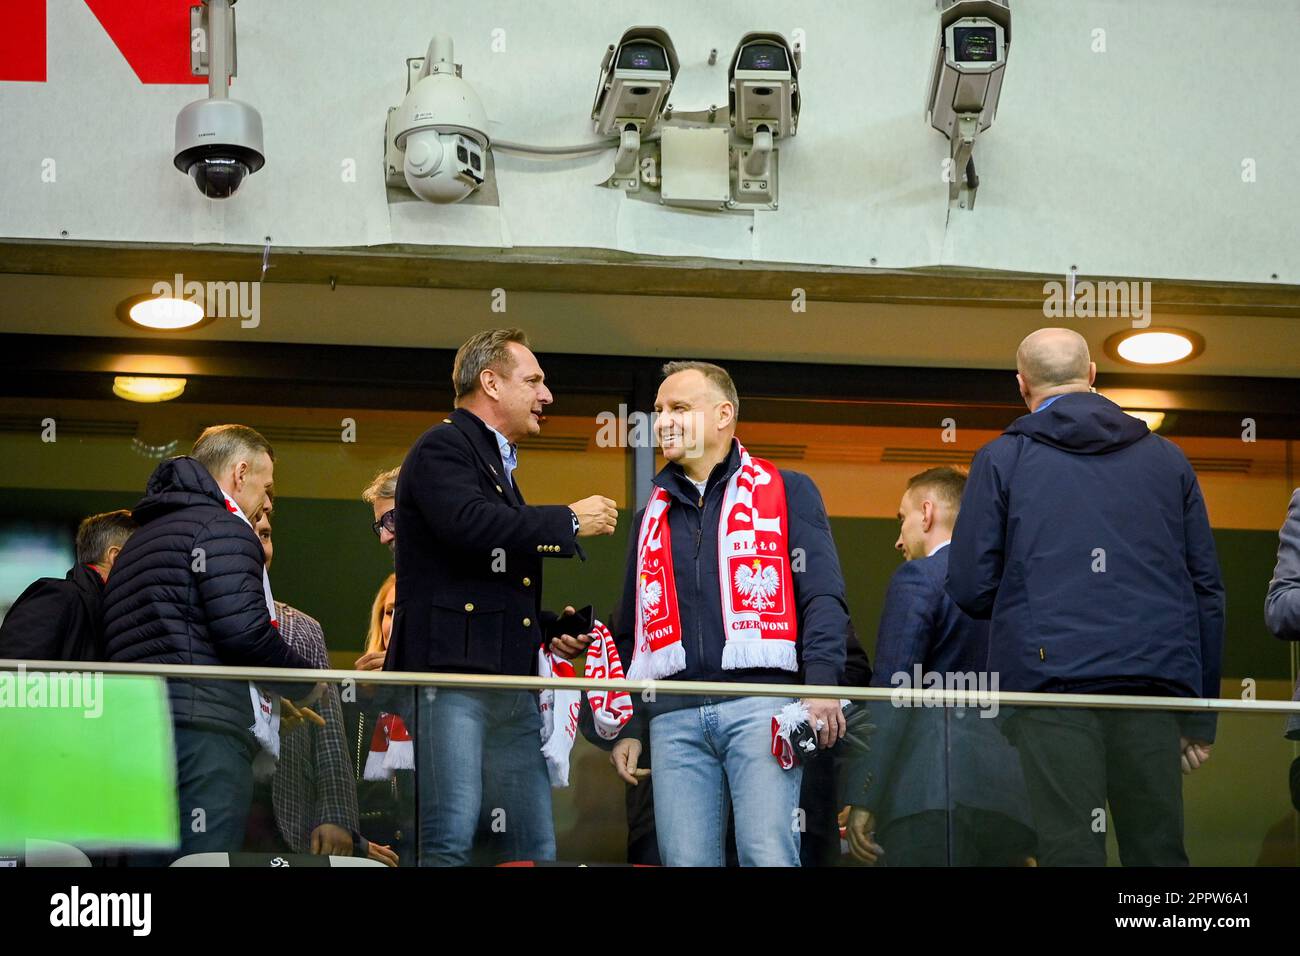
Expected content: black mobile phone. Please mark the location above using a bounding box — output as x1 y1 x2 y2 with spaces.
547 604 594 640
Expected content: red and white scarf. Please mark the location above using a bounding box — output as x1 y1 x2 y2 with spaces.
627 442 799 680
538 621 633 787
221 491 281 771
363 712 415 781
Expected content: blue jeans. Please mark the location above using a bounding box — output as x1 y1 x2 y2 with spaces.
417 687 555 866
649 696 804 866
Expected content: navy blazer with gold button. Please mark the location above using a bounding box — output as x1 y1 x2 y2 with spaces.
385 407 579 677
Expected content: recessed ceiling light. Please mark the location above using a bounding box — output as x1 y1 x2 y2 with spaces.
117 294 209 332
1124 410 1166 432
113 376 187 403
1104 328 1204 367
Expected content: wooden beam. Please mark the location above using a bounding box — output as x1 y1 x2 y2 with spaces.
3 239 1299 316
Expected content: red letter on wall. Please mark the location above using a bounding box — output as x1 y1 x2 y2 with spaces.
0 0 47 82
0 1 205 84
84 0 206 84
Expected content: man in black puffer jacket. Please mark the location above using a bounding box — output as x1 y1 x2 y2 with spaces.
103 425 311 860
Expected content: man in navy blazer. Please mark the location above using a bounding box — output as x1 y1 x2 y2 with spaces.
385 328 619 866
946 328 1224 866
843 467 1034 866
1265 488 1300 807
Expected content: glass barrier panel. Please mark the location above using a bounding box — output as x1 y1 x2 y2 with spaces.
4 667 1299 869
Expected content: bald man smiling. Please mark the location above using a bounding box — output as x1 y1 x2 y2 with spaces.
945 328 1225 866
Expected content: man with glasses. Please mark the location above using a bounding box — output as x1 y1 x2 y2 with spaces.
362 467 399 554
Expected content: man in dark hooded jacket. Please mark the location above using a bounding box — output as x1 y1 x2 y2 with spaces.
103 425 311 859
0 509 135 662
946 328 1224 866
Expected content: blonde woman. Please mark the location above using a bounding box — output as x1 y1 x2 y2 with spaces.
354 573 394 671
345 572 414 864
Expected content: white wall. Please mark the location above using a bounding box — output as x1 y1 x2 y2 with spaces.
1 0 1296 285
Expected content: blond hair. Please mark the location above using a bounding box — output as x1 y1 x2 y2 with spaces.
362 466 399 505
365 573 396 654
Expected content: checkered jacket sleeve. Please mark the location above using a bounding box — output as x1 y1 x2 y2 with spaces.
270 603 360 852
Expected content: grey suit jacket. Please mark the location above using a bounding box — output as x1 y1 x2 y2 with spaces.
1265 490 1300 739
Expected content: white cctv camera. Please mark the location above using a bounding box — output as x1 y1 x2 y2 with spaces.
389 35 489 204
729 33 801 141
174 99 264 200
591 27 678 190
728 32 801 206
174 0 263 199
926 0 1011 209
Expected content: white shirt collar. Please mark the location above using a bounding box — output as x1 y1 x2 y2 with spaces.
927 539 951 557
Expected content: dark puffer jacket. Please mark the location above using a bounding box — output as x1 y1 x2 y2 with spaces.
102 457 310 742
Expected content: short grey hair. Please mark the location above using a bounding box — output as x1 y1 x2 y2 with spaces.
661 360 740 418
191 424 274 478
75 510 136 565
452 328 531 402
362 466 400 505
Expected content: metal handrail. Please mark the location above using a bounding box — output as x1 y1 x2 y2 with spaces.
3 657 1298 715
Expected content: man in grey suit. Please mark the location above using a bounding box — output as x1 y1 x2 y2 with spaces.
1265 488 1300 808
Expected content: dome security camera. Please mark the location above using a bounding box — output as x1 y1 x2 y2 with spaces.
174 98 265 199
173 0 263 200
389 35 490 204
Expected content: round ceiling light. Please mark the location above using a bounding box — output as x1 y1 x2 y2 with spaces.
113 376 187 403
117 294 209 331
1104 328 1204 367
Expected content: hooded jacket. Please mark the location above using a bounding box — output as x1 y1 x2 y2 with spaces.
102 456 310 742
945 392 1224 717
0 563 106 662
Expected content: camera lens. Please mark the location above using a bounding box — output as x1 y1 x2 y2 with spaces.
456 144 468 164
470 152 481 172
954 27 997 63
189 157 248 199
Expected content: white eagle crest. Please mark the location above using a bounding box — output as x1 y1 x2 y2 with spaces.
734 559 780 612
640 574 663 616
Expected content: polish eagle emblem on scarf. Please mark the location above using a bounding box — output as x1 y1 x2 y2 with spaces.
640 573 664 618
734 558 781 612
